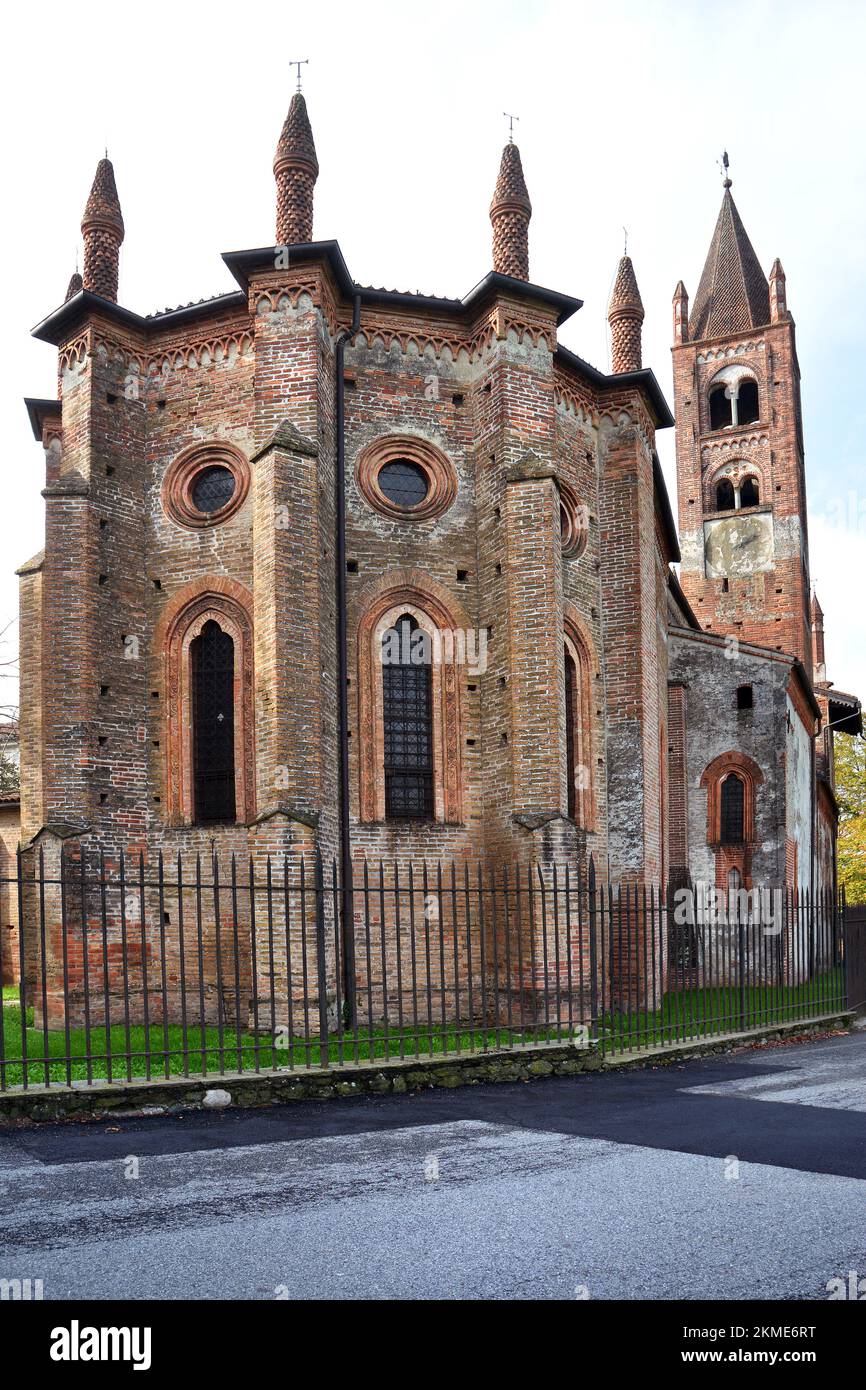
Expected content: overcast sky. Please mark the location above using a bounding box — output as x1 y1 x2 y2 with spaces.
2 0 864 718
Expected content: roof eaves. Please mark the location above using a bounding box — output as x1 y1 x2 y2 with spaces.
24 397 61 442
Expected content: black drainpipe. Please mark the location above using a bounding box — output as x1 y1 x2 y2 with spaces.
335 292 361 1029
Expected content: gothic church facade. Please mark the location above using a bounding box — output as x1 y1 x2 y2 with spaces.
18 97 859 930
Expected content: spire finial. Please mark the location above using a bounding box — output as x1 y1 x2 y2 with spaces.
719 148 732 190
274 88 319 245
490 136 532 279
623 226 628 256
289 59 309 93
608 252 645 373
503 112 519 144
81 155 124 302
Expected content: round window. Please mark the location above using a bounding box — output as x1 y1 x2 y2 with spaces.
376 460 430 510
356 435 457 521
560 484 589 559
191 465 236 515
162 443 250 529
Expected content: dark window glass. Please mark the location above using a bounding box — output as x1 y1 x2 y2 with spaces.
738 379 760 425
382 614 433 819
736 685 754 710
564 644 578 820
377 460 429 509
740 475 760 507
191 620 236 823
720 774 745 844
716 478 736 510
191 465 236 515
709 386 732 430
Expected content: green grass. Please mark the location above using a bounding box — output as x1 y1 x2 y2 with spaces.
600 969 846 1052
2 985 20 1002
0 1005 527 1089
0 968 847 1088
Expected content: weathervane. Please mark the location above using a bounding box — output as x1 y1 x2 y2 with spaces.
718 149 732 189
503 112 519 143
290 59 309 93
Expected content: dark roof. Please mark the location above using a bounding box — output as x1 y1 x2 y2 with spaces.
24 397 61 441
33 242 583 348
31 288 247 346
222 242 584 324
816 685 863 736
145 292 246 322
667 568 699 628
555 344 674 429
689 188 770 340
653 456 680 563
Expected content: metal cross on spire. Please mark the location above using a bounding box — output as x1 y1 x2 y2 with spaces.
503 112 519 143
290 59 309 93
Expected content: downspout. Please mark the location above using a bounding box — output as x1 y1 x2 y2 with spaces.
335 292 361 1029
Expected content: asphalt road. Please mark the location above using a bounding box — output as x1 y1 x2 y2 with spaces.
1 1030 865 1300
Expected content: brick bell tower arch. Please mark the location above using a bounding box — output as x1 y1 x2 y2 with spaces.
671 181 811 669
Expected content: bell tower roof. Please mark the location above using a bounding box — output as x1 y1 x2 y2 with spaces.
689 187 769 340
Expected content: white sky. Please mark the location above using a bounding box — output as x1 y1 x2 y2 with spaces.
1 0 864 718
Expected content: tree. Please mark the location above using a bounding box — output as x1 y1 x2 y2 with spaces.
0 746 18 795
836 732 866 903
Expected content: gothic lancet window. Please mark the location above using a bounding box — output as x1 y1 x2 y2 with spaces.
381 614 434 820
562 619 596 829
190 619 237 823
564 644 578 820
719 773 745 845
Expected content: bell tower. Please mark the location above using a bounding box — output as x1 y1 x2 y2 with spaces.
671 162 811 668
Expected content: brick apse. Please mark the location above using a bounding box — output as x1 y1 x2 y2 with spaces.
16 102 860 1029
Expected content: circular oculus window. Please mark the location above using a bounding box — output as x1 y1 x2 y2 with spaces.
356 436 457 521
560 484 589 559
191 465 236 514
376 460 429 509
162 443 250 529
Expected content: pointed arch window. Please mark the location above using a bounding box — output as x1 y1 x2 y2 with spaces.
719 773 745 844
357 579 465 825
156 579 256 827
191 620 237 823
700 751 763 890
381 614 434 820
563 617 597 829
564 644 578 820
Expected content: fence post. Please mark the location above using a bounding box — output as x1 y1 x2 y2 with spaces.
737 893 746 1031
314 846 329 1066
588 855 598 1047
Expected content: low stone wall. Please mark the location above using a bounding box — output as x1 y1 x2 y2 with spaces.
0 1012 853 1124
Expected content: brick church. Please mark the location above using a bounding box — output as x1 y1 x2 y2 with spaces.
18 94 860 939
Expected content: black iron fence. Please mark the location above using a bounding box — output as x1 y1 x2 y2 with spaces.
0 849 860 1092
